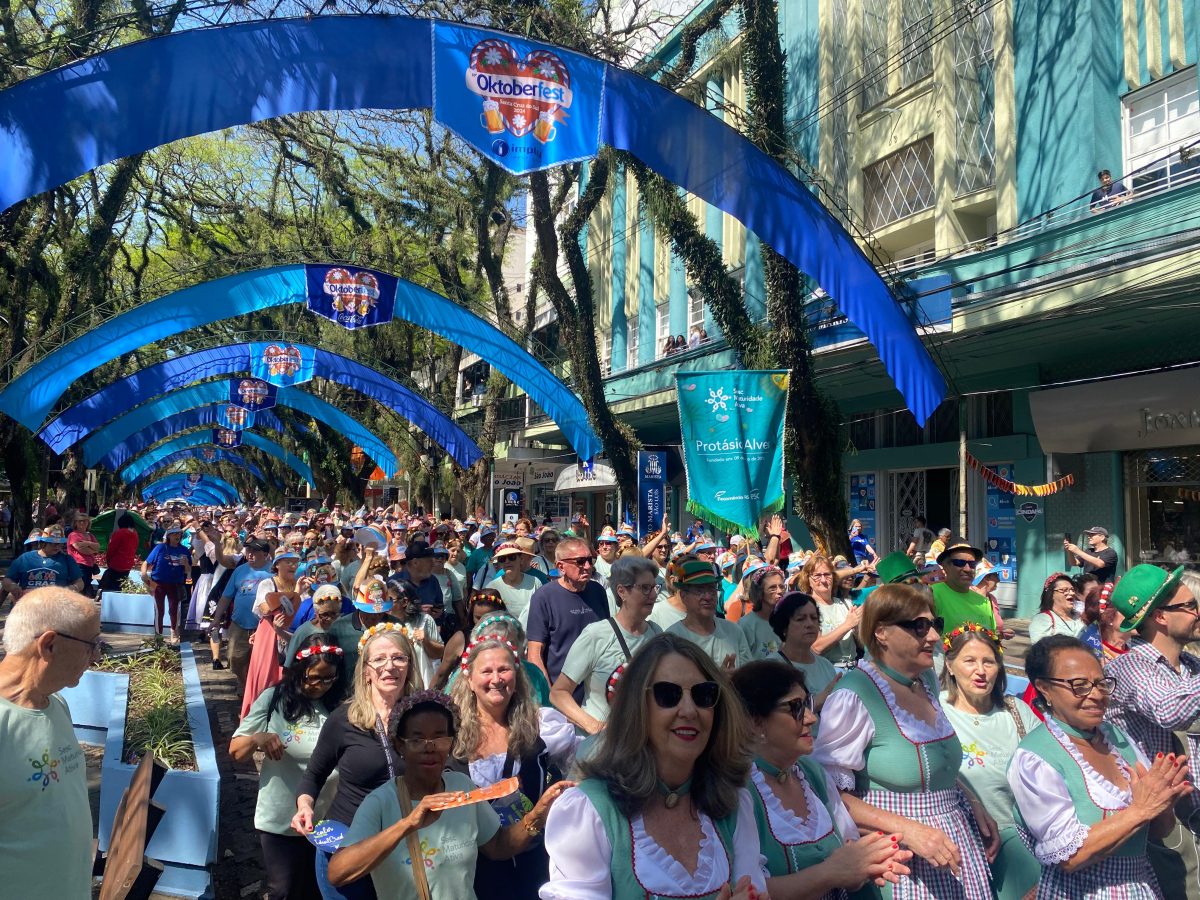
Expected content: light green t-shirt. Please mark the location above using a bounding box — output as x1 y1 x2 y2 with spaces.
593 557 613 580
777 651 841 698
666 618 753 668
738 613 781 660
345 771 502 899
560 619 663 723
939 691 1042 830
932 581 997 637
0 694 92 899
485 573 540 627
647 598 686 631
233 687 334 834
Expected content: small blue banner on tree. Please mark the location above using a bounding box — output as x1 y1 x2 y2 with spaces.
636 450 667 540
249 342 316 387
675 371 789 540
213 428 242 449
230 377 277 411
304 264 398 329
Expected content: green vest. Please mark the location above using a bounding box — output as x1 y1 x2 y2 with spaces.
838 665 961 794
750 756 844 878
575 779 738 900
1012 721 1147 858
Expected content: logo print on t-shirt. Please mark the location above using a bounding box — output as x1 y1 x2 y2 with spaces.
405 837 439 870
28 748 60 790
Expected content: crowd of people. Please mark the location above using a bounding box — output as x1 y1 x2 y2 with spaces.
3 498 1200 900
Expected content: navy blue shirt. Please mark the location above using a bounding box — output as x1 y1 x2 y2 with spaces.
525 580 609 684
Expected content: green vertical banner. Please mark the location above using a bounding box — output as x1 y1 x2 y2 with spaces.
675 370 789 539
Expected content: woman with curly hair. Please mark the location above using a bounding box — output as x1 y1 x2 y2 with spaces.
231 635 345 900
802 554 861 669
541 632 766 900
451 636 579 898
329 690 569 898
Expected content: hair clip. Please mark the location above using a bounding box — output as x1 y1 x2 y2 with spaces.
296 643 344 660
357 621 406 652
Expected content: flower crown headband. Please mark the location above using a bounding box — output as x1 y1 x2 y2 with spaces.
943 622 1003 654
460 636 521 672
357 622 408 652
296 643 344 660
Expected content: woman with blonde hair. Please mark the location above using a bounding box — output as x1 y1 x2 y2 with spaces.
294 626 421 899
802 554 861 669
451 636 578 899
541 632 765 899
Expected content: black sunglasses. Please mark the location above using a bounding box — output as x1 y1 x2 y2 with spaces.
650 680 720 709
776 695 815 720
893 616 944 637
945 558 977 569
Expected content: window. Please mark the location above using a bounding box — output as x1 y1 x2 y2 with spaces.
655 302 670 357
627 316 639 369
599 333 612 376
1124 67 1200 193
861 0 889 108
863 137 935 230
899 0 934 88
687 289 705 332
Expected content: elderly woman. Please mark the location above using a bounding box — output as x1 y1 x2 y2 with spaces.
732 660 913 898
550 555 663 735
67 511 100 598
294 627 422 900
938 625 1040 900
769 591 841 711
452 637 579 899
738 563 787 659
231 635 346 900
241 549 304 717
1028 573 1085 645
1010 635 1188 898
803 555 861 669
329 690 568 898
540 633 766 900
142 525 193 643
813 584 998 898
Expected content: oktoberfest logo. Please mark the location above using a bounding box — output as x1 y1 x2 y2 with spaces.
201 448 217 462
224 405 249 428
215 429 241 449
187 473 203 485
237 378 273 407
469 40 572 143
323 268 380 318
262 344 303 379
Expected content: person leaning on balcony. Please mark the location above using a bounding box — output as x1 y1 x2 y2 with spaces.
0 587 101 900
1090 169 1132 212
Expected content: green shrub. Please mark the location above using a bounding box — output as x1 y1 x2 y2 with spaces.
96 638 195 770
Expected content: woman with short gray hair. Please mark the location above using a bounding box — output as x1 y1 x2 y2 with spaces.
550 555 663 735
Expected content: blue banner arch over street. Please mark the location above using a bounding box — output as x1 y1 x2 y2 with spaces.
143 475 240 504
81 379 400 478
96 406 281 471
0 17 945 424
121 430 315 488
39 342 472 467
7 268 592 459
159 488 229 507
133 448 269 488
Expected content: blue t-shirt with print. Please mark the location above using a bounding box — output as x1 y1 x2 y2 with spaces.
223 562 273 630
6 550 82 589
146 542 191 584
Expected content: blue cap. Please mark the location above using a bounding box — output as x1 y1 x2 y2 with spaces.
695 539 717 551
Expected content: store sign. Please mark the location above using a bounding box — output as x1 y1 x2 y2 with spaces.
985 464 1017 583
527 465 560 485
636 450 667 540
492 460 525 490
1018 501 1042 523
553 460 617 492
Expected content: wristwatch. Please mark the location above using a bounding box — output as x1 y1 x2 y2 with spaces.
523 817 543 836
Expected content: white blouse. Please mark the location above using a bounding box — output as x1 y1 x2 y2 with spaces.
811 660 954 791
1007 717 1149 865
750 764 860 843
252 578 296 619
467 708 580 788
539 786 768 899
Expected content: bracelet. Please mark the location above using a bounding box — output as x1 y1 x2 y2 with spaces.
523 816 543 837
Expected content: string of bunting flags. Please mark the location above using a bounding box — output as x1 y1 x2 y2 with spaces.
965 451 1074 497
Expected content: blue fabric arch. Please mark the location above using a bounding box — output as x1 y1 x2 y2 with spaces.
143 475 240 504
12 269 589 459
0 17 944 423
82 378 398 477
152 490 227 506
99 408 279 471
133 448 268 487
121 429 315 487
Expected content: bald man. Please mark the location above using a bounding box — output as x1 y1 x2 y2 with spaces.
0 587 100 899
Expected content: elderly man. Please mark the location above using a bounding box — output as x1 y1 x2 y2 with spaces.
666 559 752 671
0 587 100 898
525 536 609 688
216 536 274 693
3 525 85 600
931 542 996 636
1107 567 1200 896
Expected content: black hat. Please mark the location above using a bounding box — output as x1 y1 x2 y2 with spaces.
244 537 272 553
405 540 435 560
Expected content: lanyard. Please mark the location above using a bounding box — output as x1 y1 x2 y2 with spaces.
374 714 396 780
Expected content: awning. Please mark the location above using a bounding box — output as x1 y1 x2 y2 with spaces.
554 461 618 493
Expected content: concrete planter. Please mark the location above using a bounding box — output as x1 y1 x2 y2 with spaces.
99 589 158 635
63 643 219 899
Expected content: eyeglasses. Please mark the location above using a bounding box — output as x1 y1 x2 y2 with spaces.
892 616 944 637
776 695 815 720
649 680 721 709
313 611 340 623
1161 600 1200 616
399 736 455 753
623 582 659 594
366 655 410 670
945 558 977 569
559 556 595 568
1041 676 1117 698
302 675 337 687
809 572 833 580
55 632 104 656
1052 586 1077 595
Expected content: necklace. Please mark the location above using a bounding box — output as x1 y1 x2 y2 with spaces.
1052 716 1098 742
755 757 794 784
657 776 693 809
874 660 920 690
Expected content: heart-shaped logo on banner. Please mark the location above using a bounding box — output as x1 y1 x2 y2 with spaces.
469 39 571 139
263 344 302 378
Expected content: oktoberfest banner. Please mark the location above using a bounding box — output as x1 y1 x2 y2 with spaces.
218 403 255 430
636 450 667 540
304 264 397 329
676 371 789 539
249 341 316 387
213 428 242 449
230 377 277 411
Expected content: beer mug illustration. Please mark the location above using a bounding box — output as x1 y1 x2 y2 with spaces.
480 100 504 133
533 111 556 143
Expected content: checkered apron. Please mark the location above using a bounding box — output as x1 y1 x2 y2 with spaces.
1035 848 1161 899
860 787 992 899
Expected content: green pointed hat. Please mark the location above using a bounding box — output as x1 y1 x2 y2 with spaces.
875 551 920 585
1112 563 1186 632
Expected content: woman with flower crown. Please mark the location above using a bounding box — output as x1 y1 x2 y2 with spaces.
450 635 580 899
938 623 1041 899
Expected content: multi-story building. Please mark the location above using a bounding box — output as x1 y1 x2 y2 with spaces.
470 0 1200 616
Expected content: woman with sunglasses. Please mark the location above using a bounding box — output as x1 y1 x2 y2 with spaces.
541 633 765 900
732 659 913 898
452 637 579 899
803 555 861 670
813 584 997 898
232 636 346 900
330 691 568 898
1010 634 1188 898
938 625 1040 900
1028 573 1085 645
294 627 422 900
